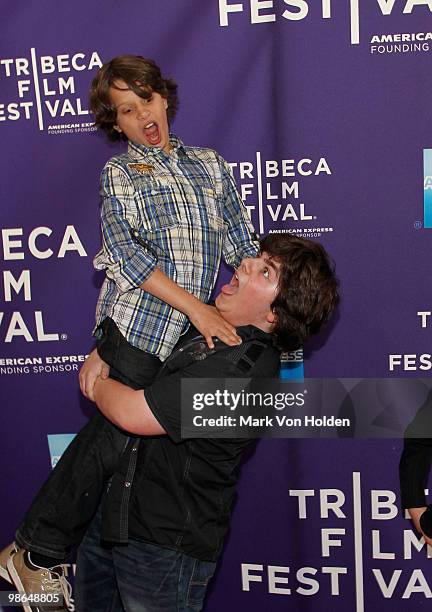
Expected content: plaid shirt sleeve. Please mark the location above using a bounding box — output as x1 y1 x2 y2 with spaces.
99 162 158 293
218 155 260 269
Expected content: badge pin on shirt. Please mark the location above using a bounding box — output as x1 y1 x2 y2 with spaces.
128 163 154 174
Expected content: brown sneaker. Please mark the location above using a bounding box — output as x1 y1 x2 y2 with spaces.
0 542 17 583
7 548 72 612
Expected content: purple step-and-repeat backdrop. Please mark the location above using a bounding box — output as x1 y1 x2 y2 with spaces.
1 1 431 610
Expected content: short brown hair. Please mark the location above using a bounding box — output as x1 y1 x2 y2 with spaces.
260 234 339 351
89 55 178 142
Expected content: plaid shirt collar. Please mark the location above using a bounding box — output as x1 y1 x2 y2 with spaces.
128 133 186 160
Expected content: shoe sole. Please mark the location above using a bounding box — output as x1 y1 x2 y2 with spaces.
0 563 12 584
7 556 34 612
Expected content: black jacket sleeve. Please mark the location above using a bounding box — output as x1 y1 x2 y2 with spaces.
399 390 432 508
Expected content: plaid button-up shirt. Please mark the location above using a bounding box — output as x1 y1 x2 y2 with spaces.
93 135 259 360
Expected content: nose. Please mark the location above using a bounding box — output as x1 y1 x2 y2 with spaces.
137 103 150 119
239 258 254 274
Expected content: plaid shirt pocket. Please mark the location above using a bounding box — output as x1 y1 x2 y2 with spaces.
135 179 180 230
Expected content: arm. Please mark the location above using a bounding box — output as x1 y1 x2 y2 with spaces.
399 392 432 543
400 437 432 545
99 163 240 348
93 376 165 436
96 162 158 291
400 437 432 509
399 391 432 509
218 156 260 268
139 268 240 348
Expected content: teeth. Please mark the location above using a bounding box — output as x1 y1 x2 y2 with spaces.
144 122 155 129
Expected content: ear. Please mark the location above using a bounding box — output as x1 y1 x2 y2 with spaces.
266 309 276 326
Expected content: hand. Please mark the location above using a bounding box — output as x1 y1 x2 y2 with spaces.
408 507 432 547
79 349 110 402
188 303 241 349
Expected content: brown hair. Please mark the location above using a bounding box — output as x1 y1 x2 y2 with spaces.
260 234 339 351
89 55 178 142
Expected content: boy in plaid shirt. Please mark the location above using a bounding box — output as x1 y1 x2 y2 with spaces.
3 55 258 605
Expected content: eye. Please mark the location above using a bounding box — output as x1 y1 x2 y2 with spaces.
120 107 132 114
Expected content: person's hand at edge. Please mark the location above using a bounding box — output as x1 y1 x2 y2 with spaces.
408 507 432 547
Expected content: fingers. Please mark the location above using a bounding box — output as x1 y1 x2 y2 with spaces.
86 385 93 401
79 367 92 399
204 328 241 348
190 304 242 347
203 333 215 350
216 329 242 346
86 375 98 402
215 319 242 346
79 369 95 401
203 326 241 348
79 359 92 400
79 370 86 397
100 363 110 380
78 349 110 402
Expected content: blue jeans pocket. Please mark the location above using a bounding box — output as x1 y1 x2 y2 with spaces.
186 559 216 609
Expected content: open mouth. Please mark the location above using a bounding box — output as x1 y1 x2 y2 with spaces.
144 121 161 145
220 272 240 296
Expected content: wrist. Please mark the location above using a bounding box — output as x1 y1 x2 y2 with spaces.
183 294 202 318
93 376 103 400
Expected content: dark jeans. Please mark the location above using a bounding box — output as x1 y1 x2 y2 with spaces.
15 319 161 559
75 509 216 612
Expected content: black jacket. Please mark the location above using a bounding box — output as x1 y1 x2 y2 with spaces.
101 325 281 561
